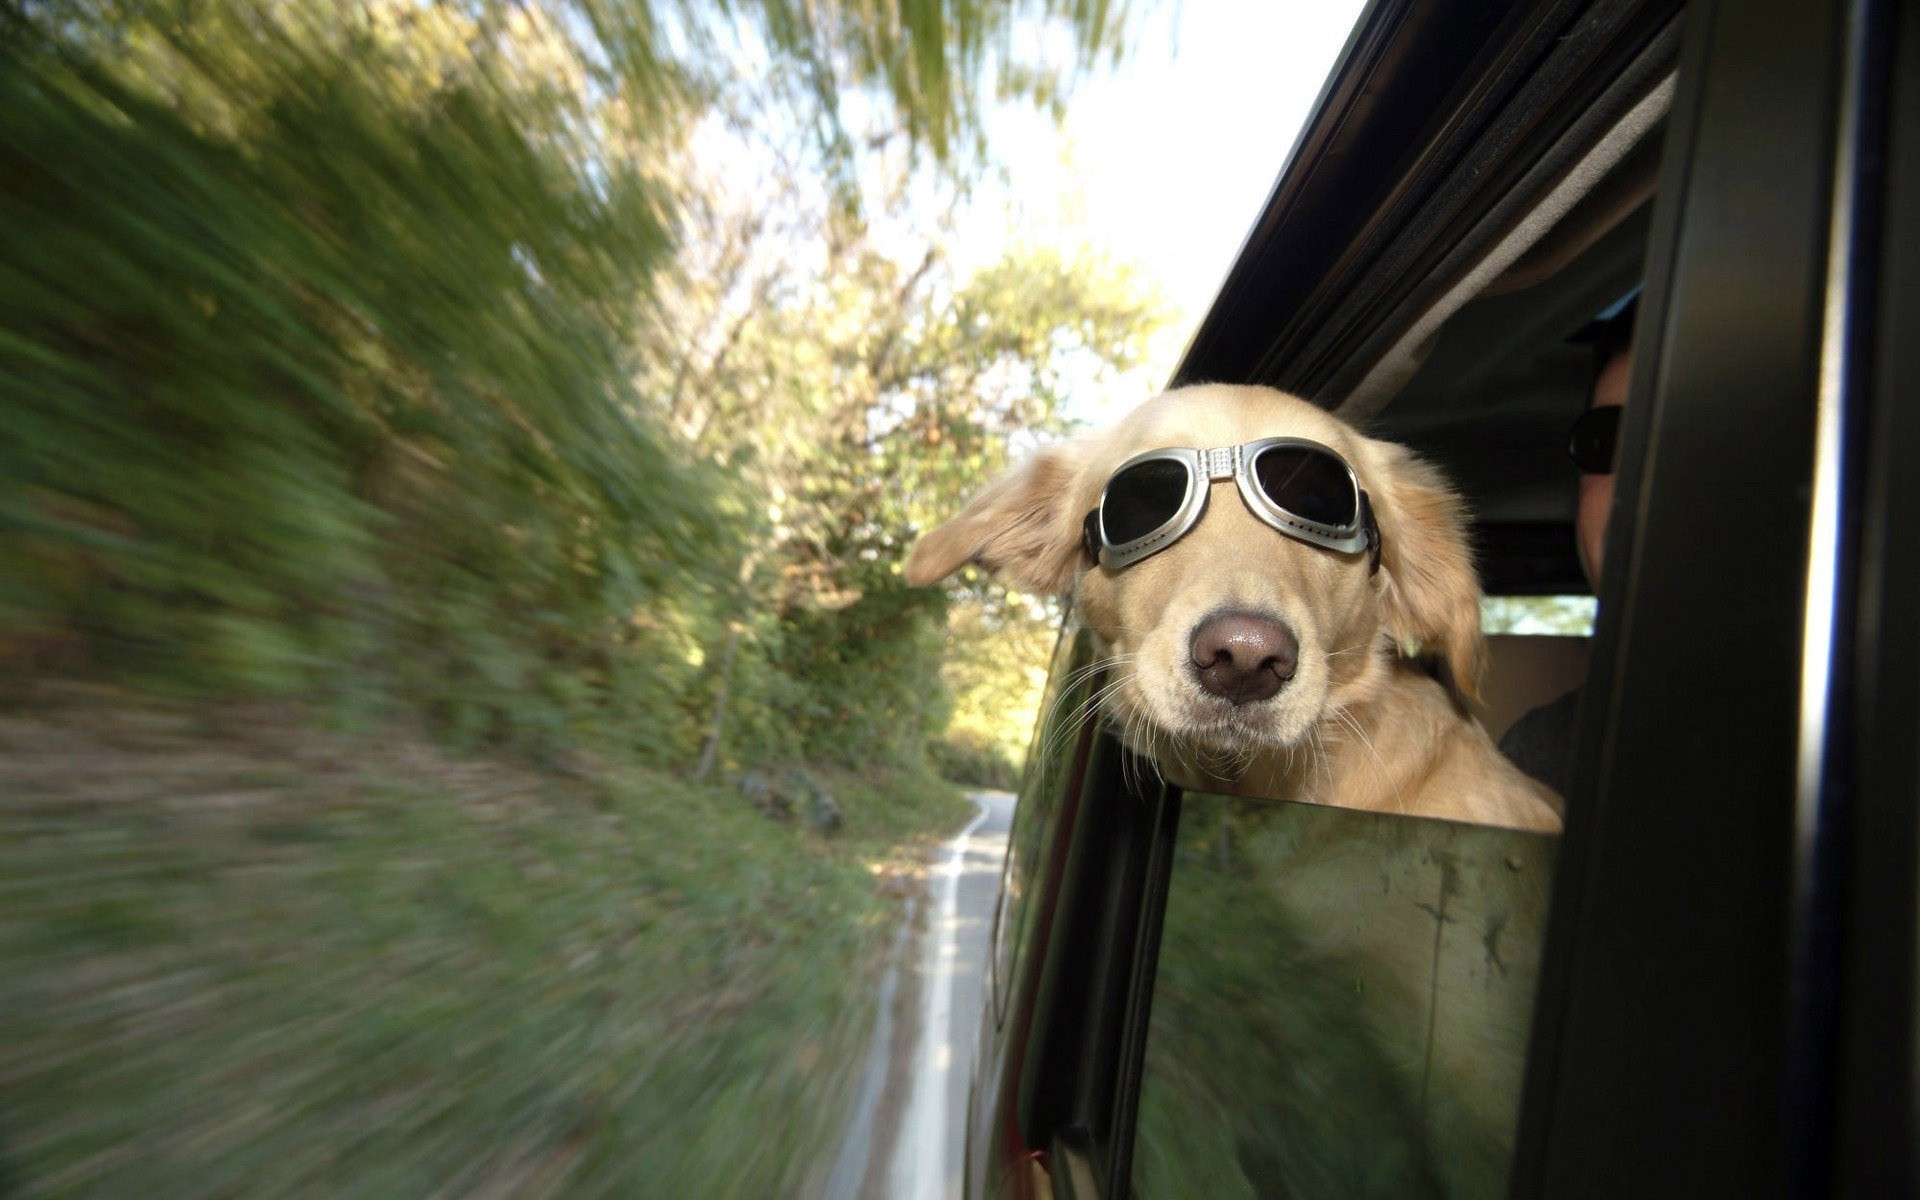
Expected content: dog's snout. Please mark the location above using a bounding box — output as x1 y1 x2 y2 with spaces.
1189 611 1299 706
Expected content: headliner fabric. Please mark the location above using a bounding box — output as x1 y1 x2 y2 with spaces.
1335 74 1675 425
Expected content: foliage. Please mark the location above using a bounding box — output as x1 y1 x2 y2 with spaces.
1 8 721 757
1 0 1163 772
932 595 1060 783
642 90 1164 774
0 700 970 1196
0 0 1165 1192
927 729 1023 791
1479 594 1597 637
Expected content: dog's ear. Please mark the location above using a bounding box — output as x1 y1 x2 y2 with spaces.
1361 439 1487 704
906 445 1088 595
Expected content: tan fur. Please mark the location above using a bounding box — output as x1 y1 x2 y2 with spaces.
905 447 1086 594
911 384 1562 832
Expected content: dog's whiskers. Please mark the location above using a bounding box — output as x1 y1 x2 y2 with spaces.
1035 654 1138 767
1036 660 1121 783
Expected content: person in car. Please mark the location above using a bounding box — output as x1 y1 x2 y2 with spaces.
1499 299 1635 792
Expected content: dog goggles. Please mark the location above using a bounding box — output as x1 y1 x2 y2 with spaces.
1080 438 1381 572
1567 405 1622 475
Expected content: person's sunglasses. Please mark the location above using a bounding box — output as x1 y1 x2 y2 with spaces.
1568 405 1622 475
1080 438 1381 572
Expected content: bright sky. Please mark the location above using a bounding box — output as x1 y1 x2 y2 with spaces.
957 1 1370 405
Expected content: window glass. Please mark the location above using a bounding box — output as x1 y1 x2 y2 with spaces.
992 619 1100 1022
1133 793 1557 1198
1480 594 1597 636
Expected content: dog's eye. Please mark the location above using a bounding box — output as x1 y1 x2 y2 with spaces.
1103 459 1190 543
1252 447 1356 527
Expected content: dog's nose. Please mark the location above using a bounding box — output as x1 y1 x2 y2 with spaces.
1189 612 1298 705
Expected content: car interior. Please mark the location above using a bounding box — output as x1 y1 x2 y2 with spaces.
1342 90 1670 743
1374 175 1661 739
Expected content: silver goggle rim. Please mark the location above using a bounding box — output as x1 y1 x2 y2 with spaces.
1094 438 1370 570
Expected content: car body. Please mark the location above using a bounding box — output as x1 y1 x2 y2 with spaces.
963 0 1919 1195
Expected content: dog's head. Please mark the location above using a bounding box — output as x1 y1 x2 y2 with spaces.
908 384 1485 769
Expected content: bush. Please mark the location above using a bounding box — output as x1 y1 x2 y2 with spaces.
0 20 730 755
927 730 1023 791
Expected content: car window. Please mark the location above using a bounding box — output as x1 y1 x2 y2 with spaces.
1131 791 1557 1198
1480 595 1598 636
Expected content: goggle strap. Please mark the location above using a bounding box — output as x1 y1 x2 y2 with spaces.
1359 489 1382 576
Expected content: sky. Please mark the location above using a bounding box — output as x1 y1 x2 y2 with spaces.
958 1 1372 394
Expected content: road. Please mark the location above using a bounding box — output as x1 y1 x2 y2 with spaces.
822 790 1016 1200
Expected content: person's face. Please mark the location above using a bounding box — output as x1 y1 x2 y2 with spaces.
1576 348 1631 588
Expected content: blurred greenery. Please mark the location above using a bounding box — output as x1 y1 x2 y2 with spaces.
1 3 712 751
0 0 1163 1191
930 596 1061 788
0 702 967 1195
0 0 1160 770
1479 594 1597 637
1133 794 1556 1199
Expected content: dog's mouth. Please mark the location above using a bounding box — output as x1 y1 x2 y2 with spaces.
1101 664 1319 759
1180 689 1307 747
1094 684 1318 792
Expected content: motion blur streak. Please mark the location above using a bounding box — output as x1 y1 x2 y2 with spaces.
0 0 1161 1194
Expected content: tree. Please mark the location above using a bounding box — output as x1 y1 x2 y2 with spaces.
932 592 1062 786
639 87 1165 773
3 0 1160 767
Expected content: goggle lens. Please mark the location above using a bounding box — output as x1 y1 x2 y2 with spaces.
1568 405 1622 475
1251 445 1358 528
1102 458 1191 544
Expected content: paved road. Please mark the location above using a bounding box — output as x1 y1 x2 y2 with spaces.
823 790 1015 1200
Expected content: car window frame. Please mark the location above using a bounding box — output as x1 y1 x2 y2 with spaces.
1512 0 1905 1193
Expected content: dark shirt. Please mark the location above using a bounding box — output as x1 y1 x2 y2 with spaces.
1499 687 1581 797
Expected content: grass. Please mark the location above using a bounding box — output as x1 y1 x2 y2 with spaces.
0 691 972 1197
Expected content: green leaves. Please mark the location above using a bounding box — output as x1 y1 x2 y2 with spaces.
3 3 1172 1191
3 0 1162 772
646 170 1165 768
2 11 716 742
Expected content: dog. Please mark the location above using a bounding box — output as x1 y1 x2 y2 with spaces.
907 383 1562 833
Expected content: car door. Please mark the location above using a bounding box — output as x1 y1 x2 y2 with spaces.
1513 0 1914 1193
